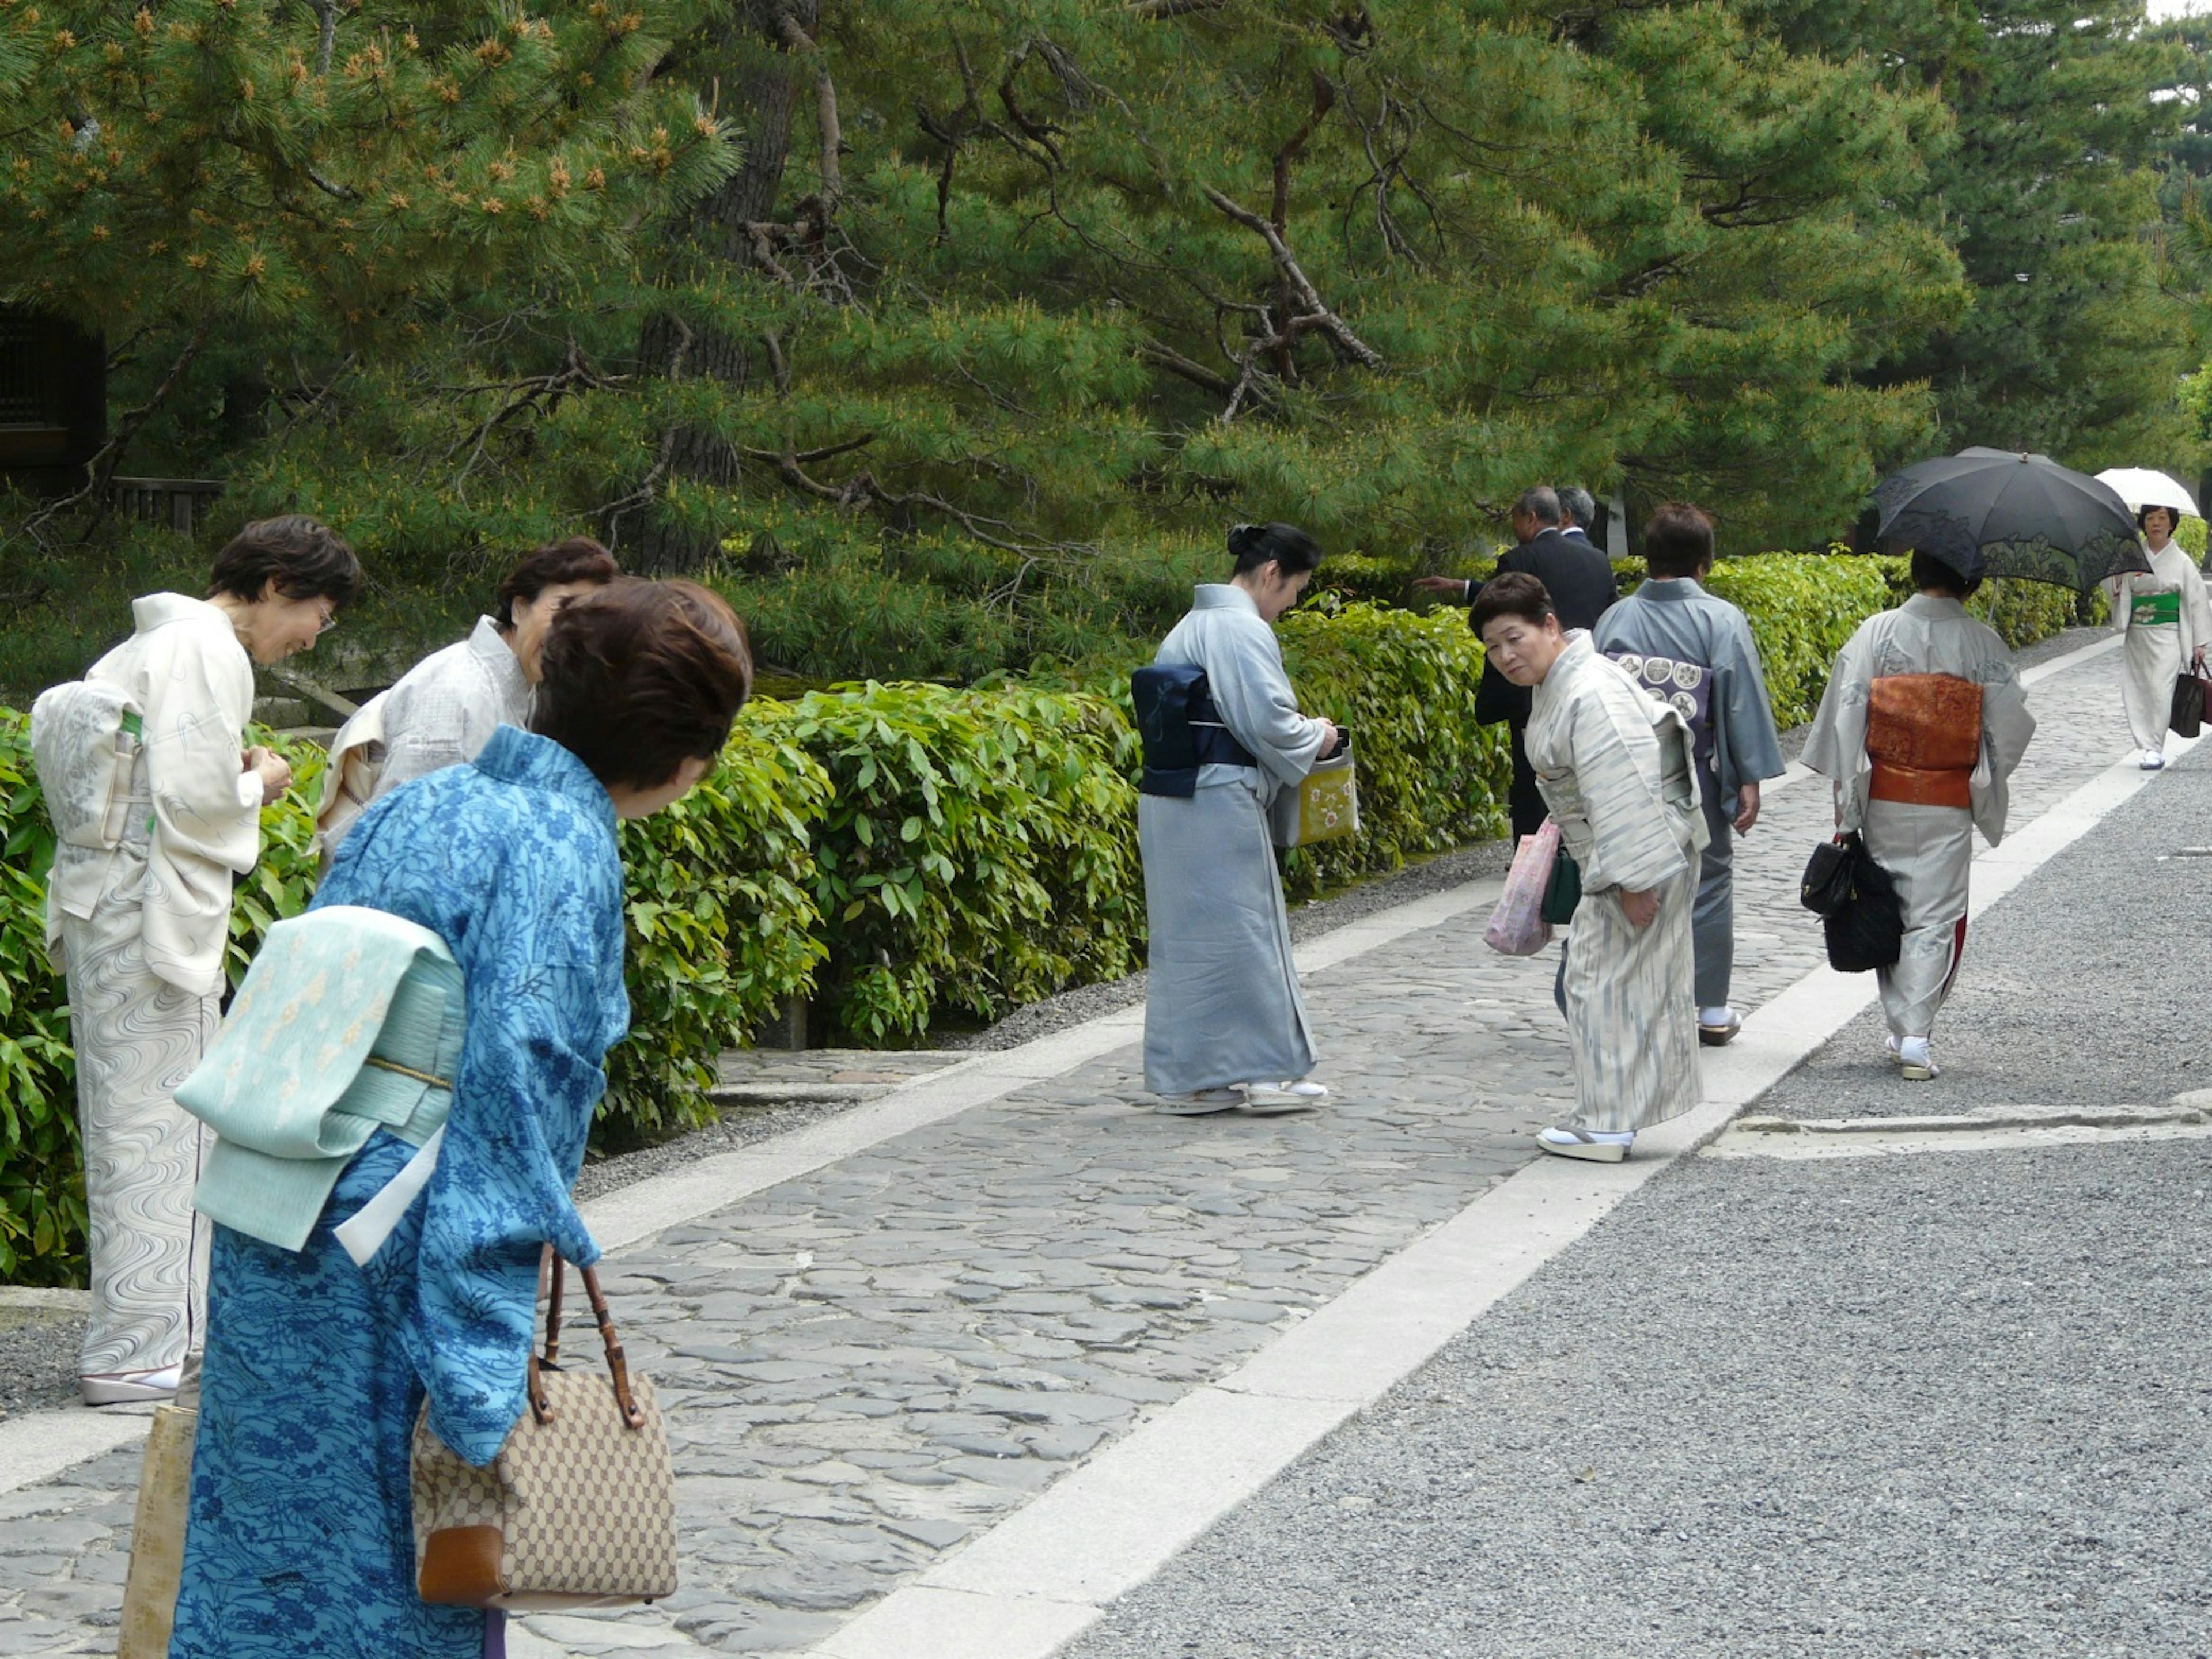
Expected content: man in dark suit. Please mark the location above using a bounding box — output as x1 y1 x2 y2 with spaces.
1416 486 1620 840
1557 486 1601 551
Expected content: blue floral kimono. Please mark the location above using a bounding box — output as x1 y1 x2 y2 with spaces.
171 726 630 1658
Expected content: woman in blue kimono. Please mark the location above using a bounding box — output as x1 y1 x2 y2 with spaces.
169 578 753 1658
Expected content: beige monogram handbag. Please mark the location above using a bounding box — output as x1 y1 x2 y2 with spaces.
412 1256 678 1611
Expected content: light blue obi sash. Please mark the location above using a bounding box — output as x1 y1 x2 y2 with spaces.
178 905 462 1254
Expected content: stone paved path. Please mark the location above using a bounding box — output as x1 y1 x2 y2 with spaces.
0 634 2139 1658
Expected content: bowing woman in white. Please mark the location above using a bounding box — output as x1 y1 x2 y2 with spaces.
2102 504 2212 770
1140 522 1339 1115
318 536 618 851
1477 571 1707 1163
42 517 357 1403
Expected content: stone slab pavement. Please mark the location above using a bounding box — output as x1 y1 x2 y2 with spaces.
1059 659 2212 1659
0 630 2153 1657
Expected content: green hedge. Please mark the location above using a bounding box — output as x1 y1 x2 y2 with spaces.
0 556 2093 1281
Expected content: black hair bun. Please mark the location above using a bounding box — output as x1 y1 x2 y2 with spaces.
1226 522 1266 557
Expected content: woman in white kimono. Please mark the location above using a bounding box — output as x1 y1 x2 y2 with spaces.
1802 551 2037 1080
319 536 618 851
1476 572 1707 1162
2101 505 2211 770
1139 523 1338 1115
40 517 358 1403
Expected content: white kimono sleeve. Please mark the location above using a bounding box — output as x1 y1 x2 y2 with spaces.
136 621 260 991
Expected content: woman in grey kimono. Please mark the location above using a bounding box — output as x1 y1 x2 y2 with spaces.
38 517 358 1403
319 537 618 851
1140 522 1338 1115
1802 551 2036 1079
1477 572 1707 1162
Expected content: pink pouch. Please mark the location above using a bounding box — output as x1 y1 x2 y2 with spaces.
1484 820 1560 957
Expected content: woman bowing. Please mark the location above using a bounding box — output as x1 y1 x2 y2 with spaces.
1137 522 1338 1116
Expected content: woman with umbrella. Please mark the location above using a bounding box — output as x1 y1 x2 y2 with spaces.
1802 548 2037 1080
2096 479 2211 771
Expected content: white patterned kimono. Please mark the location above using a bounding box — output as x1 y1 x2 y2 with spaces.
1802 595 2036 1041
320 617 531 853
1525 632 1709 1133
1139 585 1330 1094
2103 541 2212 753
44 594 262 1378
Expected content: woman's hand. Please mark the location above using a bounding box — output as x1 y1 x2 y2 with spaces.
1620 887 1658 929
245 745 294 806
1314 718 1340 757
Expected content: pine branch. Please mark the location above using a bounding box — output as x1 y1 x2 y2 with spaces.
1200 185 1386 370
20 323 211 546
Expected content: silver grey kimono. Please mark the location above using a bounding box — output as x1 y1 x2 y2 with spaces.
1527 633 1709 1133
1593 577 1786 1010
1802 595 2036 1041
1139 584 1330 1094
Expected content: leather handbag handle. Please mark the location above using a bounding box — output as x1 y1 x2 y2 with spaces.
528 1253 646 1431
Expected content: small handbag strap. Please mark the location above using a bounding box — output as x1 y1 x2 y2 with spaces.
528 1253 647 1431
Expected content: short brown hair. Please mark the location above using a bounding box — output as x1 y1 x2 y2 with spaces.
1642 503 1715 579
207 515 361 609
532 578 754 789
1471 570 1556 633
495 537 620 629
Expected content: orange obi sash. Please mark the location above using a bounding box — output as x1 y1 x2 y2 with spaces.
1866 673 1981 810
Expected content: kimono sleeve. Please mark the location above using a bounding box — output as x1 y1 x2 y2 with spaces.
407 832 628 1467
138 620 261 873
2182 561 2212 664
134 620 262 989
1207 616 1330 787
1711 609 1786 794
376 670 474 797
1569 684 1688 893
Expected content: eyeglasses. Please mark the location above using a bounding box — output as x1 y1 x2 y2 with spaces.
315 608 339 636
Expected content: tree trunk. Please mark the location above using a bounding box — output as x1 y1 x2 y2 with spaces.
629 1 817 572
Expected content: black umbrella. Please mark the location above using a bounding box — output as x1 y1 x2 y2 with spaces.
1870 446 2146 591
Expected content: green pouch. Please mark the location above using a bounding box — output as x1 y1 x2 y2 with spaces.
1540 846 1582 926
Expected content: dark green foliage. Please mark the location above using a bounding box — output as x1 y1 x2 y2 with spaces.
770 683 1145 1044
0 713 82 1284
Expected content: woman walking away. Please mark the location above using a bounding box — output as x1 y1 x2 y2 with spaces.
32 517 358 1406
320 536 619 852
1138 522 1339 1116
1802 551 2036 1080
169 578 752 1659
2102 505 2211 770
1477 572 1707 1163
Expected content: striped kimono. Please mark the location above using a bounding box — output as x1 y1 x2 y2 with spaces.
1802 595 2036 1041
1525 632 1709 1133
2103 541 2212 754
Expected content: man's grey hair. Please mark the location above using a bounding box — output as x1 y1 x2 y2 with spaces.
1513 486 1562 526
1556 486 1598 528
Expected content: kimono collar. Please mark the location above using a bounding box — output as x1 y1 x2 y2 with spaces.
1901 593 1968 620
471 725 615 823
1633 577 1706 603
132 591 243 639
466 616 530 702
1191 582 1262 618
1540 628 1599 687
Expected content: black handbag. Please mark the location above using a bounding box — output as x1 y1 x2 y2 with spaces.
1823 844 1904 974
2172 671 2208 740
1539 846 1582 926
1800 834 1861 918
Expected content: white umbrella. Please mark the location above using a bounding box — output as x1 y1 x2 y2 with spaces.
2093 467 2199 517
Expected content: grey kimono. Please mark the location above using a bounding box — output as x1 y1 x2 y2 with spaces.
1593 577 1786 1010
1138 585 1330 1094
